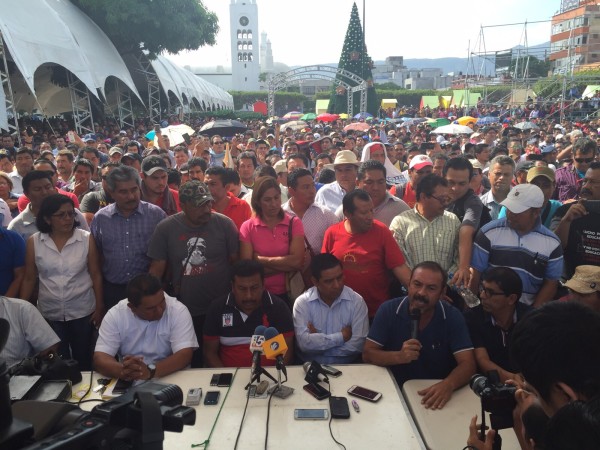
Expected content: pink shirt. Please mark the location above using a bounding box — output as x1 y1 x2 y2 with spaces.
239 213 304 295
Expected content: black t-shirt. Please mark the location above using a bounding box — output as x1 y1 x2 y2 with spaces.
80 189 113 214
464 303 533 373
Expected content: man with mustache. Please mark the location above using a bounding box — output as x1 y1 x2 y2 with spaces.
363 261 475 410
553 161 600 278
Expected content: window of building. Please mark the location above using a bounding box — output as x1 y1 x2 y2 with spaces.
243 42 248 50
249 42 253 50
237 30 242 39
248 30 253 39
238 41 242 50
242 31 248 39
238 52 242 62
248 53 253 61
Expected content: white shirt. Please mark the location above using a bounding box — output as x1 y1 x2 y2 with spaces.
9 170 23 196
95 295 198 365
282 200 340 252
33 228 96 321
0 198 10 227
0 296 60 368
314 181 347 213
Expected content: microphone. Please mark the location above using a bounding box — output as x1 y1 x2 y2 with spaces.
262 327 288 377
409 308 421 340
303 361 329 384
249 325 266 380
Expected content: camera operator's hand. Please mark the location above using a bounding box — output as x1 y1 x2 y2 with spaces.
467 415 495 450
398 338 421 364
418 379 453 409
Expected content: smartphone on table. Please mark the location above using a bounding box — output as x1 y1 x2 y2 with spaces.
347 385 382 402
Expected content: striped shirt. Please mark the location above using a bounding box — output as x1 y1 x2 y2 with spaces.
283 200 340 252
390 208 460 273
471 218 564 305
90 201 166 284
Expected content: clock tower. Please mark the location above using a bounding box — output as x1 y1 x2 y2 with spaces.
230 0 260 91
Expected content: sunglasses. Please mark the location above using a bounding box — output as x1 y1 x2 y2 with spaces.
575 158 594 163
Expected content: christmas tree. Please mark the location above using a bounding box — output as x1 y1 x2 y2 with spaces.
328 3 378 116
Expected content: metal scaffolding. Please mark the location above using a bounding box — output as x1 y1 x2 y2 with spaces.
0 32 20 143
136 53 161 123
67 72 95 135
116 80 135 130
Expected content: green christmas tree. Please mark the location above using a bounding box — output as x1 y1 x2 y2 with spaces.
328 2 378 116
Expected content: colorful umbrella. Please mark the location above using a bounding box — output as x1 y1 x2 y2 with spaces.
456 116 477 126
514 121 540 130
476 116 499 125
283 111 303 120
152 124 195 146
427 118 451 129
344 122 370 132
281 120 308 131
300 113 316 121
338 113 349 119
316 113 340 123
354 112 373 120
199 119 247 137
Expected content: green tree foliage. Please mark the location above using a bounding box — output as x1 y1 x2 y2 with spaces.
229 91 307 113
328 3 378 116
71 0 219 59
510 55 551 78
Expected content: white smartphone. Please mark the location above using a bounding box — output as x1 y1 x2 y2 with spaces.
347 385 382 402
294 408 329 420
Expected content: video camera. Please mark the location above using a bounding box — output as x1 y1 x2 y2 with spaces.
470 371 517 430
0 318 196 450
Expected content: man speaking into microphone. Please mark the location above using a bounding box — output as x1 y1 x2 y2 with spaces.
203 260 294 368
363 261 475 410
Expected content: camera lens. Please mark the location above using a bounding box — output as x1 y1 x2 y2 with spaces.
469 374 489 397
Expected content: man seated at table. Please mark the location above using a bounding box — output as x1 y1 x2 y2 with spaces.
293 253 369 364
93 273 198 381
463 267 532 383
203 259 294 368
0 295 60 368
363 261 476 410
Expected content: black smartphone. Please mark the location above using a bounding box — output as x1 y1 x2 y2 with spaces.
321 364 342 377
204 390 220 406
217 373 233 387
210 374 220 386
583 200 600 214
154 124 161 133
303 383 330 400
113 378 133 395
182 133 191 145
329 396 351 419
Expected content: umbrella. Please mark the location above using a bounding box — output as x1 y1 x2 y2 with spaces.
152 124 195 146
200 119 247 137
354 112 373 119
456 116 477 126
316 113 340 123
400 118 428 127
344 122 370 132
300 113 316 121
431 124 474 135
283 111 303 120
338 113 349 119
514 121 540 131
476 116 499 125
281 120 308 131
266 116 281 124
427 118 451 129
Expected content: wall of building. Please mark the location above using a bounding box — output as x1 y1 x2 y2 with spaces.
229 0 260 91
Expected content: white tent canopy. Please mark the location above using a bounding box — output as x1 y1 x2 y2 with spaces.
150 55 233 110
0 0 140 101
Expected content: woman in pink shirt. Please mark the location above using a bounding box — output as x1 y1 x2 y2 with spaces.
239 176 305 306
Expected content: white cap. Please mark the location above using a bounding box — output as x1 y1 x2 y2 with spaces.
500 184 544 214
409 154 433 171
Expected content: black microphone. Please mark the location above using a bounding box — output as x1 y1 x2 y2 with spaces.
249 325 266 380
409 308 421 340
303 361 328 384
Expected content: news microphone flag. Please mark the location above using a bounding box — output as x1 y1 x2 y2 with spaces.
262 327 288 361
250 325 266 353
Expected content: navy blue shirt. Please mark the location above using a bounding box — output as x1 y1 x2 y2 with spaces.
0 227 25 295
367 297 473 385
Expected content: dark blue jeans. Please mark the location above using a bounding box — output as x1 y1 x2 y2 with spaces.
48 315 94 371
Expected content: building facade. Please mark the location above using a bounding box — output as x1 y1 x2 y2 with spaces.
229 0 260 90
550 0 600 74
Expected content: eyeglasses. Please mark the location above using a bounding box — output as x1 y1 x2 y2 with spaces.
52 211 76 219
575 158 594 164
213 141 224 145
429 194 450 205
480 287 506 297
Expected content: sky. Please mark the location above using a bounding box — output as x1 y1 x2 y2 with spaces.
165 0 560 70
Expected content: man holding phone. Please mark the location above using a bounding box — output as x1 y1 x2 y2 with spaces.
363 261 475 410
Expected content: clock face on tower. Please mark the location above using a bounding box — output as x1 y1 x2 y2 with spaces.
239 16 249 26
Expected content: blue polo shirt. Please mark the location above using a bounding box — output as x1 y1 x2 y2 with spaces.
367 297 473 385
0 227 25 295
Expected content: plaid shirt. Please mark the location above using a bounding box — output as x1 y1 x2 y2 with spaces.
553 164 582 202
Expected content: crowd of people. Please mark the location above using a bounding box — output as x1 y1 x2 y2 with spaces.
1 111 600 449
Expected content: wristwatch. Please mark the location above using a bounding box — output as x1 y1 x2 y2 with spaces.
147 363 156 380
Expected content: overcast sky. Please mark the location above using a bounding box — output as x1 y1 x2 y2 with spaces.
166 0 559 69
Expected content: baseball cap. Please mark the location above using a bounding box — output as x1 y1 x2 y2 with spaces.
121 152 142 164
527 166 555 183
83 133 97 142
273 159 288 174
179 180 214 206
516 160 535 173
500 184 544 214
108 147 123 156
141 155 168 176
564 265 600 294
541 144 556 154
409 155 433 171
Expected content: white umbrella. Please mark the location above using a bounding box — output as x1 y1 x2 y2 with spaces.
514 121 540 131
282 120 308 131
154 124 195 146
431 124 474 135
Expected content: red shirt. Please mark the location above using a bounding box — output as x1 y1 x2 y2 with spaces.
152 188 181 215
214 192 251 230
17 188 80 212
322 220 406 317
